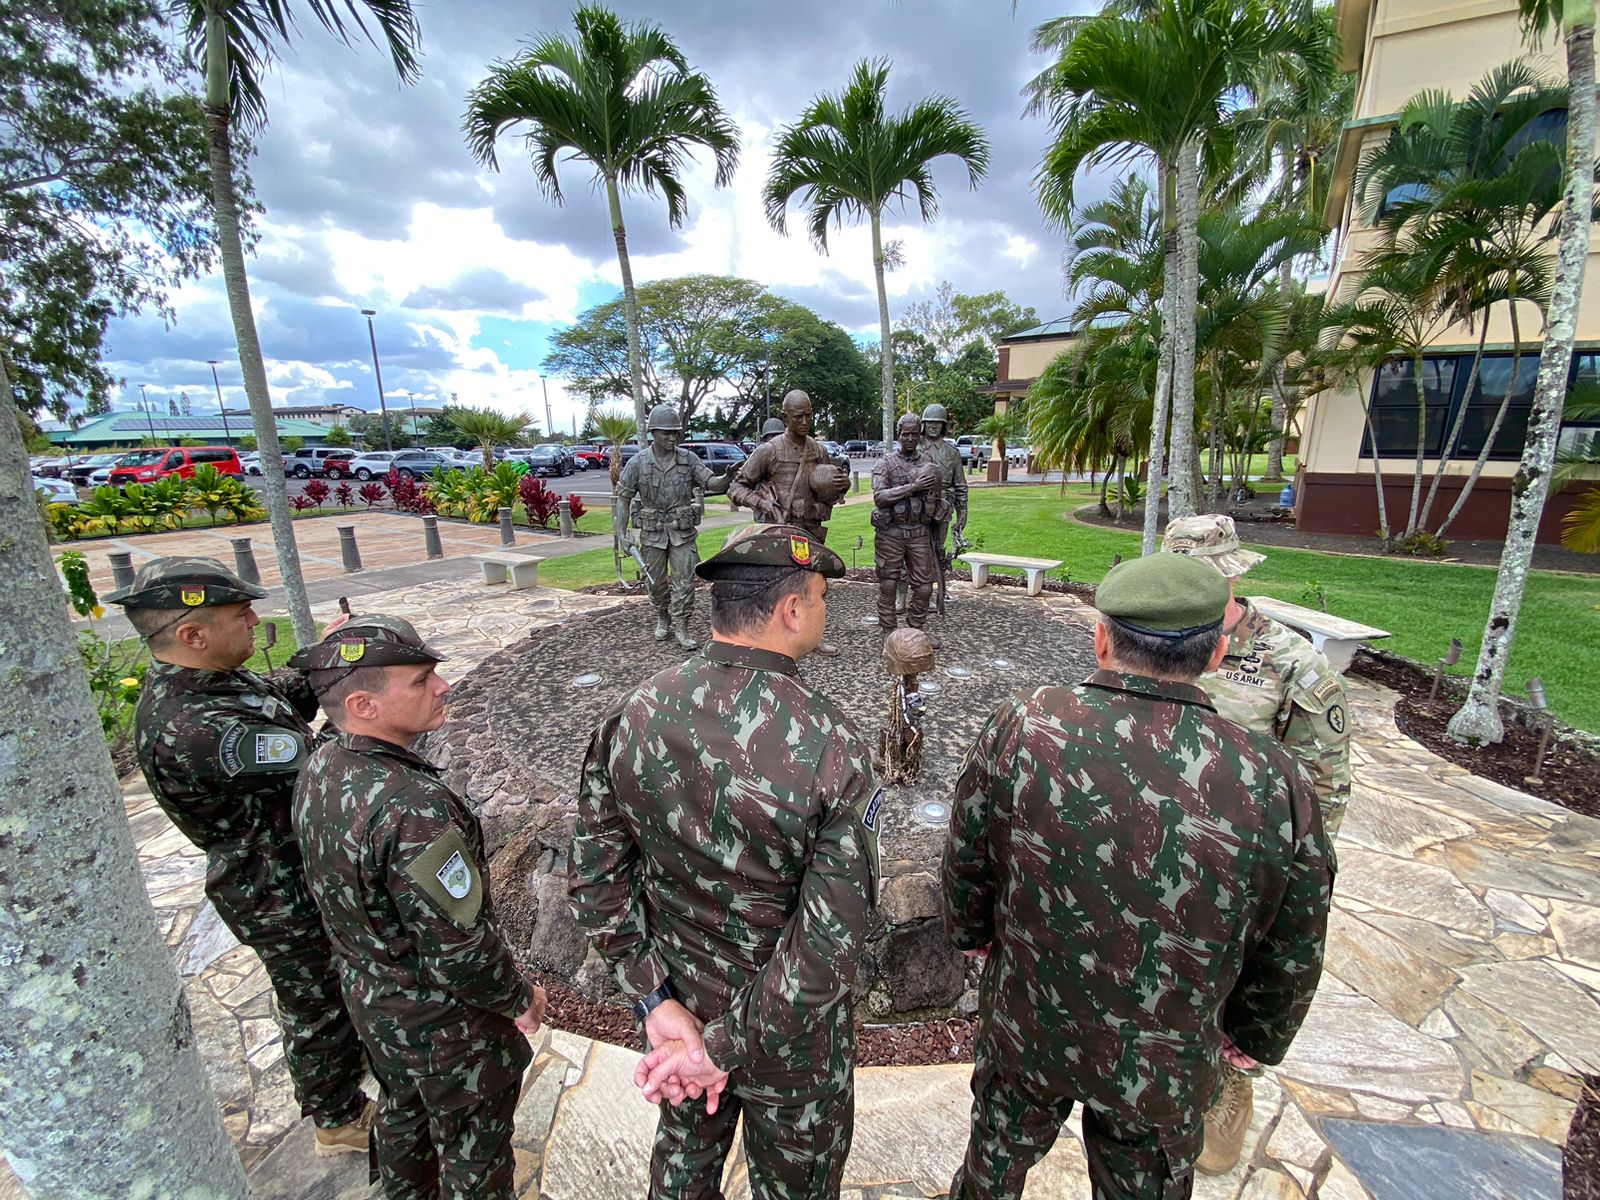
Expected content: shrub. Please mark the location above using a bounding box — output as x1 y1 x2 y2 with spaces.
290 494 317 512
479 462 525 522
334 481 355 507
302 479 331 508
358 482 388 508
566 492 587 522
385 469 428 513
49 503 108 541
518 474 560 528
1393 529 1448 558
54 553 146 750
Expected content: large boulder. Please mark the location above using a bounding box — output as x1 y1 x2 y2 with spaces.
879 918 965 1013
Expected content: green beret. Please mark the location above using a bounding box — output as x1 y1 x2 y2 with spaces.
288 614 447 671
695 524 846 581
104 556 266 610
1094 552 1228 637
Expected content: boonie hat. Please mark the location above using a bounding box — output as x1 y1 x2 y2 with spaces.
1095 553 1229 638
1160 514 1266 577
696 524 846 581
104 556 267 610
288 614 448 671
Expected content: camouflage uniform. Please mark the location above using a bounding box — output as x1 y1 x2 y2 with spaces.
570 530 878 1200
294 726 534 1200
125 576 366 1134
871 439 943 630
727 434 848 542
943 556 1334 1200
616 444 714 631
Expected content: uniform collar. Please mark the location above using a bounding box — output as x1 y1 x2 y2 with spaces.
1223 597 1268 657
701 640 799 676
336 731 440 773
147 658 267 695
1083 668 1217 712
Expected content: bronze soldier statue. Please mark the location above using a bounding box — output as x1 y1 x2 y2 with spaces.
727 389 849 542
921 403 970 611
872 413 944 632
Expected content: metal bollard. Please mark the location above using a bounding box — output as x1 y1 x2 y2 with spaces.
231 537 261 585
337 525 363 573
852 471 861 494
558 497 574 538
107 551 136 592
422 515 444 560
499 507 515 546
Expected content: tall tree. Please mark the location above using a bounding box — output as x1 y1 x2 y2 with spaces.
1450 0 1598 743
763 57 990 444
1029 0 1327 551
176 0 420 648
2 1 220 419
898 280 1039 362
464 5 738 446
0 360 246 1197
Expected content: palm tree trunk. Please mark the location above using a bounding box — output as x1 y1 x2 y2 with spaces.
201 7 313 647
871 212 895 446
1142 159 1179 555
1449 7 1595 744
607 176 648 447
1113 451 1127 519
0 357 248 1199
1359 387 1393 543
1418 316 1491 534
1265 257 1292 480
1167 138 1202 520
1437 299 1524 538
1405 346 1429 536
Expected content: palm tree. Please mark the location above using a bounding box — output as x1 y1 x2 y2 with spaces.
763 58 990 445
463 5 738 445
1029 0 1327 551
177 0 420 647
445 405 532 470
1450 0 1598 743
593 407 638 490
976 406 1028 482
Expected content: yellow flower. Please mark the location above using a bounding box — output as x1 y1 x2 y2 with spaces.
119 677 140 689
91 605 105 620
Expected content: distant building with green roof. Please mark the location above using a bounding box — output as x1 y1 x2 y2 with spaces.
51 412 337 450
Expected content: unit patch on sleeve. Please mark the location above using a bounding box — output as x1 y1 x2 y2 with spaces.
405 828 484 925
861 786 886 831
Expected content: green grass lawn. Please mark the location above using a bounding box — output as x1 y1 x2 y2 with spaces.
539 485 1600 732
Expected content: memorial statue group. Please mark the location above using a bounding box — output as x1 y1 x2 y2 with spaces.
108 378 1349 1200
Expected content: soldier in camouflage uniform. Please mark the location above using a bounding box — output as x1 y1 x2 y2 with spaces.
569 526 879 1200
872 413 944 631
616 403 716 649
943 553 1334 1200
290 616 546 1200
108 558 371 1158
1161 514 1352 1175
727 390 850 542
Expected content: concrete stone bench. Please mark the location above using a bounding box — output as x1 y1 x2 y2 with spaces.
1247 596 1391 674
958 552 1063 598
471 552 546 591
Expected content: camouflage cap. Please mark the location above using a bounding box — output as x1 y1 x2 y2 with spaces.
104 556 267 610
1094 552 1228 637
288 614 448 671
760 418 785 440
695 524 846 581
1161 513 1266 578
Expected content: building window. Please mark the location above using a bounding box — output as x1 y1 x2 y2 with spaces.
1365 356 1455 456
1456 353 1539 460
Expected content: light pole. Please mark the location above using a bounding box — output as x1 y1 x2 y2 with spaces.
407 391 419 447
539 374 553 442
207 360 234 445
359 308 393 451
137 384 157 445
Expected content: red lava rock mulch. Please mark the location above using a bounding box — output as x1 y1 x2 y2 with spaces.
1350 650 1600 821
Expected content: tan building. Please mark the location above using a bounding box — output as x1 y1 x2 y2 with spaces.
1298 0 1599 541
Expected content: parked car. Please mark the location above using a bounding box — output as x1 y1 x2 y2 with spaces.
386 450 449 479
683 441 748 477
1005 442 1031 466
522 444 574 477
65 453 125 485
240 452 262 475
571 445 610 470
867 440 884 456
819 440 846 460
739 439 758 454
33 455 79 479
87 462 119 487
347 451 398 480
32 475 79 505
109 445 243 486
842 440 872 458
952 436 990 468
285 446 357 478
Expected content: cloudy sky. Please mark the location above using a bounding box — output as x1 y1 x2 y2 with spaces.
104 0 1107 434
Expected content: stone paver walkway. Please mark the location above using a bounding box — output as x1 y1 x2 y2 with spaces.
9 576 1593 1200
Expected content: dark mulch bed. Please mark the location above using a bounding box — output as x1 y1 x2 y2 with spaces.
1568 1076 1600 1200
1350 649 1600 820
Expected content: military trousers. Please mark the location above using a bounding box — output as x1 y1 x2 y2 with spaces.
210 859 367 1129
643 539 700 622
649 1081 854 1200
875 525 936 629
951 1042 1201 1200
369 1066 519 1200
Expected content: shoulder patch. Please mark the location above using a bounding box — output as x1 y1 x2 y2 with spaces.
218 722 304 777
403 827 484 926
1310 674 1342 707
861 786 886 831
1327 704 1346 735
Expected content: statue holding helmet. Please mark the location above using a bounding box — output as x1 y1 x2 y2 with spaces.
727 389 850 541
613 403 715 650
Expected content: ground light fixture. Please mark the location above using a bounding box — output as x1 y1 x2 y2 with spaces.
1524 677 1551 786
915 800 950 826
572 673 603 688
1428 637 1463 707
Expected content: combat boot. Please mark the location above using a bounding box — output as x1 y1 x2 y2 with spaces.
313 1098 376 1158
1197 1066 1253 1174
653 610 670 641
672 620 698 651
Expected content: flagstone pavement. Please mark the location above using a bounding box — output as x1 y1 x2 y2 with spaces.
8 577 1596 1200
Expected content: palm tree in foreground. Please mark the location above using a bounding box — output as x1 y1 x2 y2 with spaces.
764 58 990 445
446 404 532 470
179 0 420 646
1450 0 1598 743
463 5 738 446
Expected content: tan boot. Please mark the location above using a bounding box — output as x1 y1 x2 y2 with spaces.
1197 1066 1253 1175
313 1098 376 1158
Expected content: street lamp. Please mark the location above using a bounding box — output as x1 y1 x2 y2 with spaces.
207 360 234 444
539 374 553 441
359 308 393 451
137 383 157 444
407 391 419 447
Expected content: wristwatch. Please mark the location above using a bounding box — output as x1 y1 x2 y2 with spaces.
632 980 675 1023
